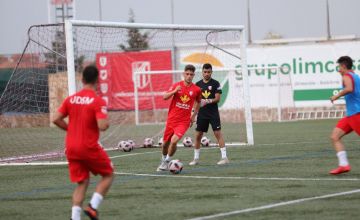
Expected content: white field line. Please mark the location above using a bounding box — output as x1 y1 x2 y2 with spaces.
186 189 360 220
114 172 360 182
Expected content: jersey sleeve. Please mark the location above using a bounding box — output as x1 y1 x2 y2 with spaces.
95 97 108 119
215 81 222 94
57 98 69 117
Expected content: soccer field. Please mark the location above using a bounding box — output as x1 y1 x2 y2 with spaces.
1 119 360 219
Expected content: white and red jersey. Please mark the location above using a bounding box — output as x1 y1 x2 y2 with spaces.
166 81 201 124
57 89 107 158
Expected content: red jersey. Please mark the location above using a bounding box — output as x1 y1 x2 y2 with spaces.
166 81 201 124
58 88 107 157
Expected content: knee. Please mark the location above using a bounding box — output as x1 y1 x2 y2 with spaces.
330 133 340 142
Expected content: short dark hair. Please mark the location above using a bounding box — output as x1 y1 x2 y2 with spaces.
184 64 196 72
337 56 353 70
82 65 99 84
202 63 212 70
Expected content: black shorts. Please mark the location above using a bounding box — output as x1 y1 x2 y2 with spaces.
196 116 221 133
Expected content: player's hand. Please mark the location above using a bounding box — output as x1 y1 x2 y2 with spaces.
190 114 196 127
175 85 181 92
200 99 212 107
330 95 337 104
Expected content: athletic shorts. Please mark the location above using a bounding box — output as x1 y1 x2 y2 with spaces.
336 113 360 135
66 147 113 183
196 116 221 133
163 122 189 142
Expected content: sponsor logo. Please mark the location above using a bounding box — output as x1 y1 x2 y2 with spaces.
99 56 107 67
132 61 151 89
176 102 190 109
100 70 108 80
100 83 108 94
202 90 211 99
70 96 94 105
180 94 190 103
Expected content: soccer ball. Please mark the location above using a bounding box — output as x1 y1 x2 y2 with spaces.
127 139 135 149
182 137 193 147
200 136 210 147
168 159 183 174
143 138 154 148
158 137 164 147
118 140 132 152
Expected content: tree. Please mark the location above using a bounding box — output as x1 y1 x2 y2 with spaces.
119 9 150 51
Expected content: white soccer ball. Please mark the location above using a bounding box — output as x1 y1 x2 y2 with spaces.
182 137 193 147
143 137 154 148
168 159 183 174
127 139 135 149
200 136 210 147
118 140 132 152
158 137 164 147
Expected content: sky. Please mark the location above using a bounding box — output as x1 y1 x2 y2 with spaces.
0 0 360 54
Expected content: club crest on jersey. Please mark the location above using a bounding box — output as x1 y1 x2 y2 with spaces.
202 90 211 99
208 86 212 90
189 91 193 96
180 94 190 103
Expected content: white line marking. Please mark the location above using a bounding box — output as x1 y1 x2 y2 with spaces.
114 172 360 182
186 189 360 220
109 151 158 159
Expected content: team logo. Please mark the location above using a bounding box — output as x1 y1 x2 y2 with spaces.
189 91 193 96
101 106 108 114
100 83 108 94
100 70 108 80
208 86 212 90
132 61 151 89
202 90 211 99
99 56 107 67
180 94 190 103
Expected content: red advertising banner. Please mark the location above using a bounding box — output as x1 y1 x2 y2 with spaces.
96 50 173 110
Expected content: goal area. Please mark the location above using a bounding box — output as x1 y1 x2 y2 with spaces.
0 20 252 164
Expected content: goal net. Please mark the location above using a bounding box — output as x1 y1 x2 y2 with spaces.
0 20 252 164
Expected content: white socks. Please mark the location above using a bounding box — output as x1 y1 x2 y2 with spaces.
337 151 349 166
71 206 82 220
194 149 200 160
162 155 166 161
90 192 104 210
165 155 172 162
220 147 227 159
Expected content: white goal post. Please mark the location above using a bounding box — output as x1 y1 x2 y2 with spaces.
64 20 253 146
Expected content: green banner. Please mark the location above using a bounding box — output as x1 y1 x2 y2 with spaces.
294 88 341 101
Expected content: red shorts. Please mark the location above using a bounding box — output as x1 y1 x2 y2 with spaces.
66 147 113 183
163 122 189 142
336 113 360 135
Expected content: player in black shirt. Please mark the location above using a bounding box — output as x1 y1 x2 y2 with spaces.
189 63 229 165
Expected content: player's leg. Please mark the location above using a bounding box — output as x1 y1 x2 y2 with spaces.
72 179 90 220
85 150 114 219
329 117 352 175
157 126 173 171
210 115 229 165
189 130 203 165
190 117 209 165
68 160 90 220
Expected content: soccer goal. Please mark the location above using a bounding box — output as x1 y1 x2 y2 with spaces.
0 20 252 164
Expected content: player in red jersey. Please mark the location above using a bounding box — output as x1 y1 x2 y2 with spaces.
157 64 202 171
53 66 114 220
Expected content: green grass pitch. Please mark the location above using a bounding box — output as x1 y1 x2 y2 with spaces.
1 119 360 219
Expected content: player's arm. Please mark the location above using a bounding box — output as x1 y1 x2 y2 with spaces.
97 119 109 131
190 100 200 127
163 85 181 100
52 112 68 131
331 75 353 103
